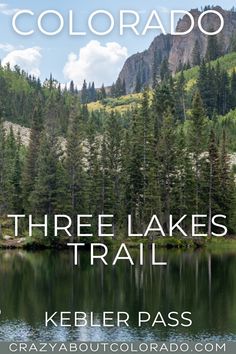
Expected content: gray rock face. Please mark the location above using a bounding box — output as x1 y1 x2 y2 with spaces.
119 34 173 93
3 121 31 146
3 121 67 152
118 7 236 93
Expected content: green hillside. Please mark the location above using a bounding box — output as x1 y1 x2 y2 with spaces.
87 52 236 114
87 93 143 113
181 52 236 91
1 51 236 245
185 51 236 79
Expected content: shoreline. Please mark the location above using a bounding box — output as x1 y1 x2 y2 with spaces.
0 236 236 251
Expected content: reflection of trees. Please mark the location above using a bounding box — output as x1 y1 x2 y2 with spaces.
0 249 236 337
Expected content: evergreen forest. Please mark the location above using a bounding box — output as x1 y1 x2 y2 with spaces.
1 49 236 245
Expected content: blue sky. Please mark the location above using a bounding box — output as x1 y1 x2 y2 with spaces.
0 0 235 88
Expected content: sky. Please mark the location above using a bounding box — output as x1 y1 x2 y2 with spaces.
0 0 235 88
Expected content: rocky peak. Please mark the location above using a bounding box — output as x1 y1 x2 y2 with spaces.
118 7 236 93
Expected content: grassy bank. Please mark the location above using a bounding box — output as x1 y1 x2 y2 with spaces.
1 235 235 251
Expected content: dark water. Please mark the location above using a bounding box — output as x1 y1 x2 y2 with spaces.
0 248 236 341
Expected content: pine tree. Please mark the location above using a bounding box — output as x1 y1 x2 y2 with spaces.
4 127 18 212
31 130 61 241
126 109 144 230
100 84 106 100
110 83 116 97
188 92 208 215
143 112 160 222
160 58 170 82
44 91 61 134
230 69 236 109
11 131 23 213
69 80 75 94
197 61 217 118
175 71 186 122
174 129 195 229
81 104 89 124
218 68 230 115
90 82 97 102
157 111 177 232
65 102 86 240
81 80 88 104
207 129 221 235
152 52 160 88
85 114 102 224
114 78 123 97
152 82 175 140
206 34 219 61
135 72 142 93
22 103 43 212
101 111 123 233
122 79 126 96
119 128 132 233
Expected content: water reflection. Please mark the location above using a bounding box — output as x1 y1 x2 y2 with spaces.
0 249 236 341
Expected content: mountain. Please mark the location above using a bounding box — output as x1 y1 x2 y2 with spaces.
118 7 236 93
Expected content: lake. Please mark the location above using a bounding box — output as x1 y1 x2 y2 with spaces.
0 248 235 341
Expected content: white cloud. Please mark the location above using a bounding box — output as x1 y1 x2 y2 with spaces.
63 40 128 88
0 3 20 16
0 43 15 52
2 47 42 77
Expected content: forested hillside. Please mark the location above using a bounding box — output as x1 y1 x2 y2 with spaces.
1 50 236 244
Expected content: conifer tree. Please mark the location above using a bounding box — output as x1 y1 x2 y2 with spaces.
175 71 186 122
102 111 123 232
122 79 126 96
174 129 195 230
152 82 175 140
188 92 208 214
126 109 144 230
30 130 61 241
206 34 219 61
90 82 97 102
119 128 132 232
207 129 221 235
160 58 170 81
230 69 236 108
140 89 160 222
65 102 86 240
85 113 103 232
100 84 107 100
135 72 142 93
81 80 88 104
152 52 160 88
22 104 43 212
69 80 75 94
81 104 89 124
11 131 23 213
157 111 177 232
4 127 18 212
110 83 116 97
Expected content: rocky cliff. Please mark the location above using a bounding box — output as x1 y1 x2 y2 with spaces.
118 7 236 93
